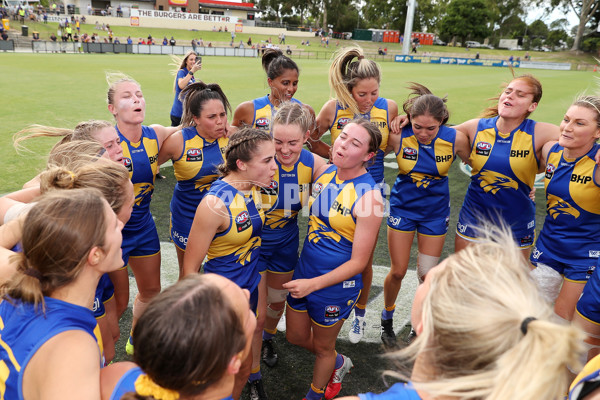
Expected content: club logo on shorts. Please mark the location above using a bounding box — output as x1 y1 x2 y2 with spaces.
475 141 492 156
336 117 351 130
235 211 251 232
545 163 556 180
122 157 133 172
587 265 596 279
186 148 203 162
402 147 417 160
520 235 533 247
324 305 340 319
255 118 270 130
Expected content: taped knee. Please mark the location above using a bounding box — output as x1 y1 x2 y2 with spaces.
267 287 288 304
530 263 562 304
266 304 284 319
417 253 440 283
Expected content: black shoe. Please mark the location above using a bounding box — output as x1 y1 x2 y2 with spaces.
406 327 417 343
381 318 397 348
248 378 268 400
261 339 278 367
155 173 166 179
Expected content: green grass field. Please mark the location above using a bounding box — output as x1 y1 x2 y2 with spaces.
1 52 597 398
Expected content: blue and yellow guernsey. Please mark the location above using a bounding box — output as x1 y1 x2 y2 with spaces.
569 354 600 400
329 97 391 183
460 117 539 229
0 297 102 400
205 179 265 293
294 165 377 296
535 143 600 265
117 125 159 232
251 95 302 131
390 125 456 221
170 127 228 249
260 149 314 247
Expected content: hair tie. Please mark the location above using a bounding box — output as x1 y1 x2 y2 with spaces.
520 317 536 335
96 147 107 158
357 55 364 60
67 170 76 181
135 374 179 400
23 268 43 281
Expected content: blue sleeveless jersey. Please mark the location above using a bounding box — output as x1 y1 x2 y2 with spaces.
459 117 539 230
569 354 600 399
117 125 159 233
110 366 144 400
359 382 421 400
170 127 228 248
204 179 265 293
170 68 194 118
0 296 101 400
251 94 302 131
261 149 315 249
390 125 456 221
329 97 391 183
294 165 377 296
535 143 600 265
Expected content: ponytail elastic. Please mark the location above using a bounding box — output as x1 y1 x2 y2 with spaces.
520 317 536 335
23 268 43 281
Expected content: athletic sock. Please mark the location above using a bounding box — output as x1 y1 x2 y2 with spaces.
334 352 343 369
354 303 366 318
381 304 396 321
263 328 276 341
248 367 261 382
306 383 325 400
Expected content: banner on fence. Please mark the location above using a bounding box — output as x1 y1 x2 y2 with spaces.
130 9 241 23
394 55 520 68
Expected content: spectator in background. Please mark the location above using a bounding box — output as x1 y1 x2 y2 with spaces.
169 36 176 46
43 11 47 23
191 38 197 52
162 36 168 45
87 4 92 14
247 36 252 46
126 36 132 44
1 30 8 40
114 37 120 44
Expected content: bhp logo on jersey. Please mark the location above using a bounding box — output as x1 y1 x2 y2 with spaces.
186 148 203 162
324 305 340 318
475 142 492 156
402 147 417 160
545 163 556 180
571 174 592 185
336 117 351 130
235 211 251 232
255 118 270 130
122 157 133 172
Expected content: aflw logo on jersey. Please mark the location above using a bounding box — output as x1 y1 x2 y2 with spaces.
475 142 492 156
336 117 351 130
255 118 270 130
545 163 556 179
186 148 203 162
122 157 133 172
402 147 417 160
313 182 324 196
235 211 252 232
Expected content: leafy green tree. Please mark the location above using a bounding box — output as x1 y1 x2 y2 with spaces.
537 0 600 50
527 19 549 39
546 28 568 50
438 0 493 45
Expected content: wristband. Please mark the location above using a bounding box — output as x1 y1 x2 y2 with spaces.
188 71 194 76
